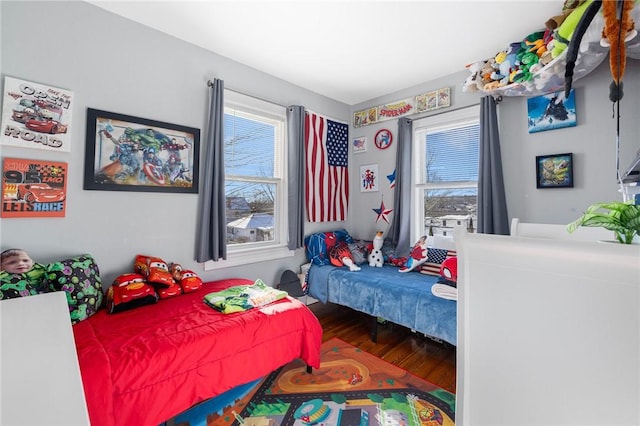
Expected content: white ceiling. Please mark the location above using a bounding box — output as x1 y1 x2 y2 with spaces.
89 0 565 105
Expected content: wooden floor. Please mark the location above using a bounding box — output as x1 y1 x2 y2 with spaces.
308 301 457 394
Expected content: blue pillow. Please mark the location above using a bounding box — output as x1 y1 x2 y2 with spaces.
304 229 353 265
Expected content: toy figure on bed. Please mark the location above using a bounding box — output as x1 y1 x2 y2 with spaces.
106 273 159 313
328 238 361 272
399 236 429 273
368 231 385 267
165 262 203 294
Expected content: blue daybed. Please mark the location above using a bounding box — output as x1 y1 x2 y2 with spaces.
307 264 457 346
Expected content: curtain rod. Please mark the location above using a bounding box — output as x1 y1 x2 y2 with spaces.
207 80 286 108
206 80 349 124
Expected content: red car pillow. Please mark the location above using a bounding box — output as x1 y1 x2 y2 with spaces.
178 270 203 293
157 281 182 299
134 254 175 288
106 273 158 314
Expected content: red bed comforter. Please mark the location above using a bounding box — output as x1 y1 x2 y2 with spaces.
72 278 322 426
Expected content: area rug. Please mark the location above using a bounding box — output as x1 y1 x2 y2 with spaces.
171 337 455 426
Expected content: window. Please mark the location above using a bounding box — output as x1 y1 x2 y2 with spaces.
212 90 291 267
412 105 480 238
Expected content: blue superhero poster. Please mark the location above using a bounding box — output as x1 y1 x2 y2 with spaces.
527 89 577 134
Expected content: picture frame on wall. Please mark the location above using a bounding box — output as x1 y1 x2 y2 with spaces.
527 89 577 134
84 108 200 194
360 163 379 192
352 136 367 153
536 153 574 189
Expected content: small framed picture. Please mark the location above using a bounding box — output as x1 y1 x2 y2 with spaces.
536 153 574 188
360 163 379 192
352 136 367 153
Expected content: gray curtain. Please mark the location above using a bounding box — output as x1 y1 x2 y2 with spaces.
286 105 305 250
195 78 226 262
387 117 413 256
477 96 509 235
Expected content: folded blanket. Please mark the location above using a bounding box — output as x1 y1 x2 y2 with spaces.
431 283 457 301
203 279 288 313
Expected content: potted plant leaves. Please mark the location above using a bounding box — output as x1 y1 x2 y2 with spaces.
567 201 640 244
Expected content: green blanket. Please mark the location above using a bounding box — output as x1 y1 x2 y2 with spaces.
203 279 288 314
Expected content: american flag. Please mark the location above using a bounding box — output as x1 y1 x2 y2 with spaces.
420 249 457 276
305 112 349 222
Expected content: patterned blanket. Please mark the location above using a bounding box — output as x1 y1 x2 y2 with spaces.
203 279 288 314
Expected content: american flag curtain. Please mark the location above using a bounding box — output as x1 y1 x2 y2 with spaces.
304 111 349 222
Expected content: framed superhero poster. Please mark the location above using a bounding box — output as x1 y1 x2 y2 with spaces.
1 76 74 152
84 108 200 194
1 158 68 218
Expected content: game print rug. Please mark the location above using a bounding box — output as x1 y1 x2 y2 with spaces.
171 337 455 426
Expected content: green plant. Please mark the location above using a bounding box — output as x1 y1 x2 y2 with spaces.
567 201 640 244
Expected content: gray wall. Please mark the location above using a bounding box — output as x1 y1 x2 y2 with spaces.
0 1 349 286
348 59 640 240
2 1 638 286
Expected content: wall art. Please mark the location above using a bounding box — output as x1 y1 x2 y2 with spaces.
352 136 367 153
536 153 574 188
527 89 576 133
84 108 200 193
1 76 74 152
360 163 379 192
1 157 68 218
374 129 393 150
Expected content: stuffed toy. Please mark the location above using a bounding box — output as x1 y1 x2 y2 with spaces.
134 254 175 288
439 257 458 285
399 236 429 273
551 0 595 59
600 0 637 101
564 0 637 102
368 231 384 268
170 262 183 281
329 240 361 272
178 270 203 293
462 61 484 92
156 281 182 299
106 273 158 313
546 0 588 30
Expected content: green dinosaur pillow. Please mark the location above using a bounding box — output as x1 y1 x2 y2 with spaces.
45 254 104 324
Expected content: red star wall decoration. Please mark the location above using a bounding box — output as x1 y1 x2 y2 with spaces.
372 200 393 223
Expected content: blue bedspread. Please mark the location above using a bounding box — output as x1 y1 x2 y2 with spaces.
308 264 456 345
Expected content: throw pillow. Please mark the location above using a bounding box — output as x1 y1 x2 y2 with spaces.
45 254 104 324
420 248 457 276
106 273 158 313
304 229 354 265
134 254 175 287
178 269 203 293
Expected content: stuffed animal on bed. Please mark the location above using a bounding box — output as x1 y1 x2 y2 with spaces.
328 240 361 271
368 231 384 268
399 236 428 273
178 269 203 293
106 273 159 313
134 254 175 287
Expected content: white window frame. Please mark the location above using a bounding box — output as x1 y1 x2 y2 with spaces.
411 105 480 240
204 91 293 271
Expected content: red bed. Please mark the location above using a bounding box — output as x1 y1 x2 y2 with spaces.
72 278 323 426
